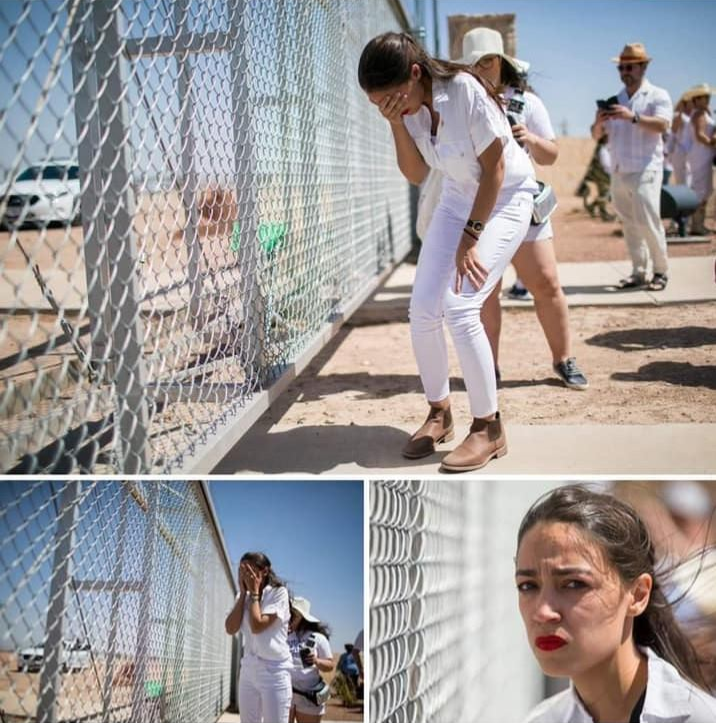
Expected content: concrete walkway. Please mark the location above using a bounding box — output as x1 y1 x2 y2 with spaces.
215 255 716 476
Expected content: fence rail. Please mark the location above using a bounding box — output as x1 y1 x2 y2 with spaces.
0 480 236 723
0 0 414 473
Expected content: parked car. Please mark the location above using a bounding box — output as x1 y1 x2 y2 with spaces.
0 161 81 228
16 638 91 673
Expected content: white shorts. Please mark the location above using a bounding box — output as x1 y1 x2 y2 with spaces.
292 690 326 716
522 217 553 242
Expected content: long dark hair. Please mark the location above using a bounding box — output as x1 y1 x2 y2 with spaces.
291 604 332 639
499 59 528 93
241 551 286 591
358 31 504 113
517 484 711 692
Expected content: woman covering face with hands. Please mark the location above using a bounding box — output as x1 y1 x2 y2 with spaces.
225 552 292 723
516 486 716 723
359 32 538 472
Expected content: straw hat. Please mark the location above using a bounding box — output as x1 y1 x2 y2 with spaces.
460 27 529 74
682 83 712 101
291 596 319 623
611 42 651 63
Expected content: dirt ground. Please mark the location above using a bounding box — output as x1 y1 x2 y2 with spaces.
261 190 716 431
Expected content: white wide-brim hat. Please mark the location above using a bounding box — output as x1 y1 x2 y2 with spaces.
292 596 320 623
460 27 530 74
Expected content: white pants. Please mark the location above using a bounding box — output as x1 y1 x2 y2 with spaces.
410 190 533 418
239 655 292 723
610 170 669 277
670 148 691 186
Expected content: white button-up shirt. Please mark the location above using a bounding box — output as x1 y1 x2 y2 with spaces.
404 73 537 211
605 79 673 174
523 647 716 723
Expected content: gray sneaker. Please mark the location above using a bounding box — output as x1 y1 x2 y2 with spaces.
553 357 589 390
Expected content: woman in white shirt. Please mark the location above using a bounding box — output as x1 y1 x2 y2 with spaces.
463 28 588 391
225 552 293 723
287 597 334 722
358 32 538 472
516 485 716 723
685 84 716 236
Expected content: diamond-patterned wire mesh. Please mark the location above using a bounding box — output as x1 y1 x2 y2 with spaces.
0 0 414 474
0 480 236 723
369 479 554 723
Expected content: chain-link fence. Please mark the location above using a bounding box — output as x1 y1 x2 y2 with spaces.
0 480 236 723
0 0 415 474
369 479 554 723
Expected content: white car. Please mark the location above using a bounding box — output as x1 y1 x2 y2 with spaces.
16 638 91 673
1 161 81 228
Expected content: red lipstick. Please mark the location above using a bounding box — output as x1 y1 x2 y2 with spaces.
535 635 567 651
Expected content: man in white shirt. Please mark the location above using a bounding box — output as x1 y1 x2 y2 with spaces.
591 42 673 291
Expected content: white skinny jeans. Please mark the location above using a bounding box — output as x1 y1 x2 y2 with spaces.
410 189 533 418
238 654 292 723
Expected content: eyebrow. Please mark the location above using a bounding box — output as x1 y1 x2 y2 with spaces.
515 566 593 578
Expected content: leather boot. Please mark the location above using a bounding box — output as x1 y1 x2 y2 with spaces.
402 405 454 459
440 413 507 472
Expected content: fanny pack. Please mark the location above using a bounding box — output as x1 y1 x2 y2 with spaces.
293 678 331 707
531 181 558 226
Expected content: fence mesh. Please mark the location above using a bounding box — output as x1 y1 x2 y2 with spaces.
0 0 414 474
369 479 552 723
0 480 236 723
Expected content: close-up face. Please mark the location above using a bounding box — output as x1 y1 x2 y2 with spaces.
366 63 425 116
515 521 650 681
617 61 647 86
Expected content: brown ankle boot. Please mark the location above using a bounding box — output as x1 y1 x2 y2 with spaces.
402 405 454 459
440 413 507 472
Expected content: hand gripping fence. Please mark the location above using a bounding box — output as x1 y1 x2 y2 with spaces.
0 480 237 723
0 0 414 473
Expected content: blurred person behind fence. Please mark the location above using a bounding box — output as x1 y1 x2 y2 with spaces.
358 32 538 472
516 485 716 723
460 27 588 391
287 597 334 723
684 84 716 236
591 42 673 292
225 552 292 723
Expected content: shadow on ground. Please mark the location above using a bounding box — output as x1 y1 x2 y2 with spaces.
212 423 452 474
611 361 716 390
586 326 716 352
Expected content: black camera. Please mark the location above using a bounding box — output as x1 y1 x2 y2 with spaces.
299 638 316 667
596 95 619 111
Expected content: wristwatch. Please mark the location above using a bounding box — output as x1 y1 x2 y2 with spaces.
465 219 485 233
632 112 640 124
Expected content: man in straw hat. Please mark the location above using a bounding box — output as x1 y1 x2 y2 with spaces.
592 42 673 291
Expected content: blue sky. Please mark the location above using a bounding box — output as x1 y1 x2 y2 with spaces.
1 0 713 182
419 0 716 136
209 480 364 650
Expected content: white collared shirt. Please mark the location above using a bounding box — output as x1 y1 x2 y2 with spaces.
403 72 537 210
523 647 716 723
605 79 673 174
238 584 292 665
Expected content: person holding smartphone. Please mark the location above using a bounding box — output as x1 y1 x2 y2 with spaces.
591 43 672 292
225 552 292 723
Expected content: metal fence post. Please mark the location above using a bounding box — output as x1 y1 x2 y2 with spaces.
72 0 151 473
174 0 205 331
37 481 82 723
131 482 159 721
231 1 266 385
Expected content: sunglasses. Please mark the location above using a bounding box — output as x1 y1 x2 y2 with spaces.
617 63 645 72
